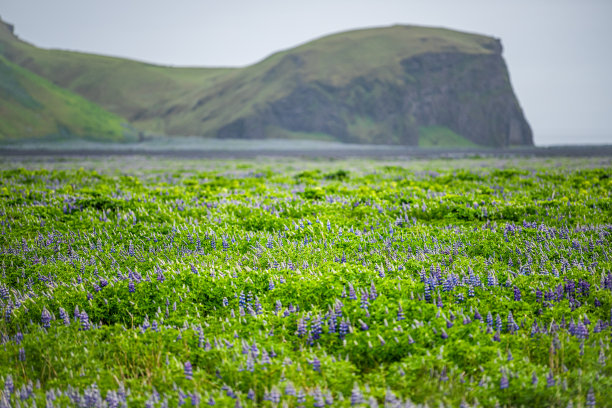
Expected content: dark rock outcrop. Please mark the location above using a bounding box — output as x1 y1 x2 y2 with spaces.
217 42 532 147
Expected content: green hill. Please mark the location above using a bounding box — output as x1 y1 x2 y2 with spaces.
0 55 128 141
0 18 533 146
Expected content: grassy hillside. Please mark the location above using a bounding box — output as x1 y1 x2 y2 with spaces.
0 55 128 141
0 18 234 134
1 18 531 146
124 25 501 138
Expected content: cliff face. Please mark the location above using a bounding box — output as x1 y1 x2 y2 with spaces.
216 40 532 147
0 18 532 146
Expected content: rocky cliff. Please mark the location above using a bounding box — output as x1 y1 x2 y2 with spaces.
0 18 532 146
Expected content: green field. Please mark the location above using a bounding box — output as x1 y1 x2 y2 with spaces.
0 156 610 407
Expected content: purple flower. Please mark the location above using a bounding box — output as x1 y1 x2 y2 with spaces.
184 361 193 380
586 387 596 406
80 311 91 331
546 370 555 387
514 286 522 301
500 371 509 389
351 384 364 406
41 307 52 328
4 374 14 394
285 381 296 396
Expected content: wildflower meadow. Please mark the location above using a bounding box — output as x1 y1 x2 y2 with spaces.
0 157 611 407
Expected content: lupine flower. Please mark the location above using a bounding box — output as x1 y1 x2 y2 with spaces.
586 387 596 406
531 372 538 386
285 381 296 396
297 318 307 337
351 384 364 406
500 371 509 389
546 370 555 387
349 284 357 300
313 387 325 408
80 311 91 331
339 319 349 340
41 307 52 328
184 361 193 380
397 304 404 321
514 286 522 301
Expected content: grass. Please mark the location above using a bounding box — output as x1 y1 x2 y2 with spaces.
0 56 129 141
418 125 480 148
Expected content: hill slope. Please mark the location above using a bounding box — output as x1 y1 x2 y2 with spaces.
0 55 128 141
0 18 532 146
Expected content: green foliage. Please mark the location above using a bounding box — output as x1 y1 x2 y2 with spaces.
418 125 480 148
0 157 610 407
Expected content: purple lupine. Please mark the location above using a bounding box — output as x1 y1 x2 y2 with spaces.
424 283 432 303
328 314 337 333
254 297 263 315
270 387 281 404
4 374 14 394
586 387 596 406
546 370 555 387
18 348 25 362
59 307 70 325
360 292 369 310
0 284 9 300
350 384 364 406
531 372 538 386
297 318 307 337
184 361 193 380
348 284 357 300
285 381 296 396
313 387 325 408
41 307 52 328
339 319 349 340
514 286 522 301
311 355 321 372
128 279 135 293
311 315 322 340
500 371 509 389
370 282 378 300
397 304 404 321
80 311 91 331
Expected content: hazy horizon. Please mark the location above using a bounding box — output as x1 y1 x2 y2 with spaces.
3 0 612 146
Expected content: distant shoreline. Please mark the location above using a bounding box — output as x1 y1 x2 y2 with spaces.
1 145 611 158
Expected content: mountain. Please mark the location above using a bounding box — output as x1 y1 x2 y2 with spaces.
0 17 532 146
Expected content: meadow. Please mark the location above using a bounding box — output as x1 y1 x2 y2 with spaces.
0 156 611 407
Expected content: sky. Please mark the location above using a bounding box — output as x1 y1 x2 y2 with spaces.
3 0 612 146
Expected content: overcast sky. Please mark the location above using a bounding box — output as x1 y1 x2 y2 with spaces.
3 0 612 145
